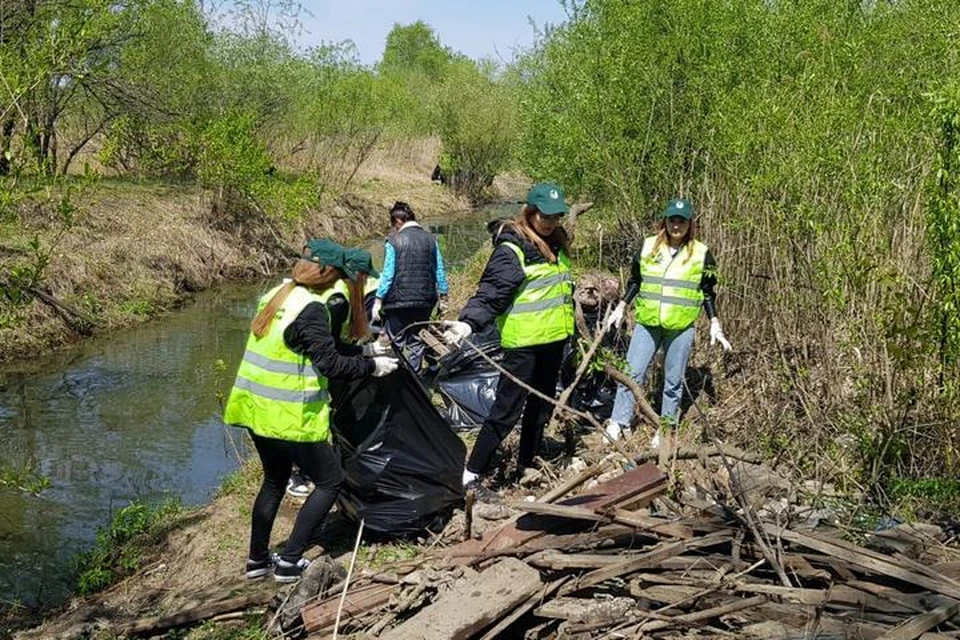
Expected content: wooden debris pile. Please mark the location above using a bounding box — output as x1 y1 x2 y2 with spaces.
288 455 960 639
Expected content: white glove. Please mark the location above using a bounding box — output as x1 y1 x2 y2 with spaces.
371 298 383 320
371 356 399 377
605 301 626 332
361 340 391 357
710 318 732 351
442 321 473 346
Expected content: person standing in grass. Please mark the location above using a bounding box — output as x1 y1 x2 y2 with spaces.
603 199 732 443
223 239 398 583
371 201 449 372
443 182 575 497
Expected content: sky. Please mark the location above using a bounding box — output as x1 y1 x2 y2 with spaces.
289 0 572 66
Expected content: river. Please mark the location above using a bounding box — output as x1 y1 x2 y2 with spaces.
0 204 513 612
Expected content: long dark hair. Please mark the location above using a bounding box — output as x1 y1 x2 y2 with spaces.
345 274 371 342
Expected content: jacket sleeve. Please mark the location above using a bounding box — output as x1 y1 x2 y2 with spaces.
284 302 374 379
623 251 642 305
435 241 449 295
701 249 717 319
458 243 526 332
375 243 395 299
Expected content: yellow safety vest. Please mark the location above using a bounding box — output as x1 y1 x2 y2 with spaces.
223 283 333 443
497 243 574 348
634 236 708 330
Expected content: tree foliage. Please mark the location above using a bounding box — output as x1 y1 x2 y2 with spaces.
514 0 960 487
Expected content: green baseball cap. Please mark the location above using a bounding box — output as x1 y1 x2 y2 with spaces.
663 198 693 220
526 182 569 216
343 247 379 278
304 238 356 280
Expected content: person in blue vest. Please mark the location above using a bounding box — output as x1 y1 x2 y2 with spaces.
371 201 449 372
443 182 575 496
603 198 732 444
223 239 398 583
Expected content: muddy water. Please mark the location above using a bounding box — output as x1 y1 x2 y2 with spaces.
0 204 513 611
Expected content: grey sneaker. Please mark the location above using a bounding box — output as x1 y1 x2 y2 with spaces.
274 557 311 583
245 553 279 579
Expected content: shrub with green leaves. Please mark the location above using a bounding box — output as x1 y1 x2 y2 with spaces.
74 499 182 596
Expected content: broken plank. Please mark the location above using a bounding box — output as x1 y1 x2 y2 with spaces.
477 577 570 640
771 526 960 601
877 601 960 640
301 583 397 633
561 532 733 595
535 596 636 623
381 558 542 640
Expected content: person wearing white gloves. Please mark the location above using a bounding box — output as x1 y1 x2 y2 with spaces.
444 182 575 497
603 199 731 442
223 239 398 583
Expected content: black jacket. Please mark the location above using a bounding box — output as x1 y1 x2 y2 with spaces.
623 244 718 319
284 302 374 379
459 224 568 332
384 224 438 310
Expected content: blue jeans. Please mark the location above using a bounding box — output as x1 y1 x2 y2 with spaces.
610 324 695 426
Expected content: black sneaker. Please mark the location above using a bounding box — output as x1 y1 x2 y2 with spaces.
245 553 279 579
465 480 502 504
274 557 311 583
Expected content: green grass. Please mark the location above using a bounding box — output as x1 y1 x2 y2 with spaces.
74 498 183 596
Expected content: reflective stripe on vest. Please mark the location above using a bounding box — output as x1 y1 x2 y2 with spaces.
223 283 333 443
634 237 708 330
496 243 574 348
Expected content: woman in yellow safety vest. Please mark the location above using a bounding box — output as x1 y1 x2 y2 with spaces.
443 182 575 497
285 247 389 500
603 199 732 443
222 239 398 583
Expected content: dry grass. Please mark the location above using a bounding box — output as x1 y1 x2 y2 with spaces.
0 138 469 363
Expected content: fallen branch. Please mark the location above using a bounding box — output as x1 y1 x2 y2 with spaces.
112 591 274 637
603 364 661 429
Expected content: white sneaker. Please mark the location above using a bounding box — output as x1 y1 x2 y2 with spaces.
650 429 661 449
604 419 624 441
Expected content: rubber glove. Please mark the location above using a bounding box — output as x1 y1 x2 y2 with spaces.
442 320 473 346
371 356 399 377
361 340 391 357
605 301 626 332
710 318 732 351
371 298 383 320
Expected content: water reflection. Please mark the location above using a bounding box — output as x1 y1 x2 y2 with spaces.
0 283 263 608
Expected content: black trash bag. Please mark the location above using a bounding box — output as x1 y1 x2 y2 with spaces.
431 324 503 430
332 364 466 537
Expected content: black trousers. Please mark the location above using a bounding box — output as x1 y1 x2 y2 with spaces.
384 306 434 372
249 433 344 564
466 339 567 474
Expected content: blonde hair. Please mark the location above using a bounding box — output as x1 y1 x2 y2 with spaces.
512 205 570 263
648 218 698 264
250 259 342 338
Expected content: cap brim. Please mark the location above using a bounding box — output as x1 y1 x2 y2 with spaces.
537 202 569 216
